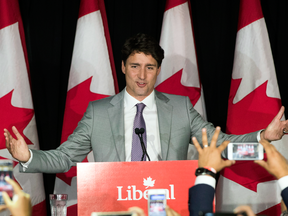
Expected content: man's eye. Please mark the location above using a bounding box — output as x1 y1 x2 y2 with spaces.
148 67 154 70
131 65 137 68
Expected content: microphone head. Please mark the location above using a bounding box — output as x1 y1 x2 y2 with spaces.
135 128 140 134
139 128 145 134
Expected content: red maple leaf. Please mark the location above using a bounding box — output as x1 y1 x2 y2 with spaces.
0 90 34 153
155 69 201 106
57 77 110 185
222 79 282 192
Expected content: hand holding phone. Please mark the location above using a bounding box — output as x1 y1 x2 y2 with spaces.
147 189 166 216
0 160 14 205
227 143 264 160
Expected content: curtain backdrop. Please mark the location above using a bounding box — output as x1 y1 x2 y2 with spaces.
17 0 288 213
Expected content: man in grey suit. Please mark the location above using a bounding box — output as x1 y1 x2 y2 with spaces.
4 33 288 173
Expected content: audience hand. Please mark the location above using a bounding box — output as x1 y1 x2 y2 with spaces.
192 127 235 172
166 205 180 216
4 126 30 162
234 205 256 216
0 176 32 216
128 205 180 216
129 206 145 216
254 139 288 179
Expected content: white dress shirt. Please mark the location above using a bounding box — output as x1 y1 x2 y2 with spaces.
124 89 162 161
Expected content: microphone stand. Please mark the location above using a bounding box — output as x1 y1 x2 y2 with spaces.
135 128 151 161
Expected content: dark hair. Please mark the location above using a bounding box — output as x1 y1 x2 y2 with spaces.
121 33 164 68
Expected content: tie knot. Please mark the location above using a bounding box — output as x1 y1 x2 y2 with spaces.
136 103 146 113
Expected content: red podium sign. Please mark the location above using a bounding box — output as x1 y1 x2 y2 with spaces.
77 160 198 216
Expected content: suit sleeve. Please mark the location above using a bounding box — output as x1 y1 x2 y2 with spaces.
281 187 288 208
186 97 259 157
19 102 94 173
189 184 215 216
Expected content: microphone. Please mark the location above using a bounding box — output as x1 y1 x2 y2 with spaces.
135 128 150 161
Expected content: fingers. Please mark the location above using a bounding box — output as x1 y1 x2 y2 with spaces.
12 126 22 140
259 139 276 154
0 205 7 212
4 177 22 194
217 140 230 153
210 127 221 148
128 206 145 216
2 191 12 206
166 206 180 216
234 205 256 216
254 160 267 169
275 106 285 121
192 137 202 154
222 159 235 168
4 129 12 145
201 128 208 147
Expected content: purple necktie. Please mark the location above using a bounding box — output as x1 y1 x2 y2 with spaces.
131 103 147 161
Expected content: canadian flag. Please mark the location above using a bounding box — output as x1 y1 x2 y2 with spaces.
0 0 46 215
155 0 206 160
53 0 118 215
216 0 288 215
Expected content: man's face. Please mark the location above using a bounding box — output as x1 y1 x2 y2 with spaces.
122 52 161 101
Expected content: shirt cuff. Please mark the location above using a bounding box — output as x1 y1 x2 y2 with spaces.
278 175 288 191
20 149 33 172
194 175 216 189
257 130 264 142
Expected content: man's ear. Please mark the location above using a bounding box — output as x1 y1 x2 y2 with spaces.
121 61 126 74
156 66 161 76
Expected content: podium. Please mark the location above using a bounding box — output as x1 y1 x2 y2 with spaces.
77 160 198 216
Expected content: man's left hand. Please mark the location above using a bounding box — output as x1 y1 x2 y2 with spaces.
261 106 288 142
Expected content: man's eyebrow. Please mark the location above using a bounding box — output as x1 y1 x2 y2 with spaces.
146 63 157 67
129 63 140 66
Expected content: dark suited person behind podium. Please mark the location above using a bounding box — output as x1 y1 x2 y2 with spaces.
3 33 288 173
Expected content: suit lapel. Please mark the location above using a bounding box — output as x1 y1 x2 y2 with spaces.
108 90 125 161
155 91 172 160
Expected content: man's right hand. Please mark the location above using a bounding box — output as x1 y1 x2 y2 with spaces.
4 126 30 163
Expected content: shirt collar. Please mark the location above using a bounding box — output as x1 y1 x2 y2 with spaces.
124 88 156 110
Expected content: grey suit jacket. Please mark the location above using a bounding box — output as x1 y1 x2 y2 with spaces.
21 90 258 173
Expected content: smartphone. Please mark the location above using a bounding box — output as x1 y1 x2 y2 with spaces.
147 189 167 216
227 142 264 160
201 213 246 216
0 160 14 205
91 212 132 216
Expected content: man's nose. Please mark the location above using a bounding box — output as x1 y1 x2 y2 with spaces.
138 68 146 79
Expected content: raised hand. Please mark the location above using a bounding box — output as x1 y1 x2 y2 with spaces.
261 106 288 142
234 205 256 216
0 176 32 216
255 139 288 179
192 127 235 172
4 126 30 163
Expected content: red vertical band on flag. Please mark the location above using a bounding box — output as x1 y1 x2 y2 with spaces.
165 0 187 11
237 0 263 30
0 0 18 29
78 0 100 18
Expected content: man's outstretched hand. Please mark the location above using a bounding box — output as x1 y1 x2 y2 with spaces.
4 126 30 163
261 106 288 142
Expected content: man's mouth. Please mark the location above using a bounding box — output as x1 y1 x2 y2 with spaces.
137 82 147 87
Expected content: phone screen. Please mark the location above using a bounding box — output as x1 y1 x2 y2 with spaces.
230 143 262 160
0 160 14 205
148 194 166 216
